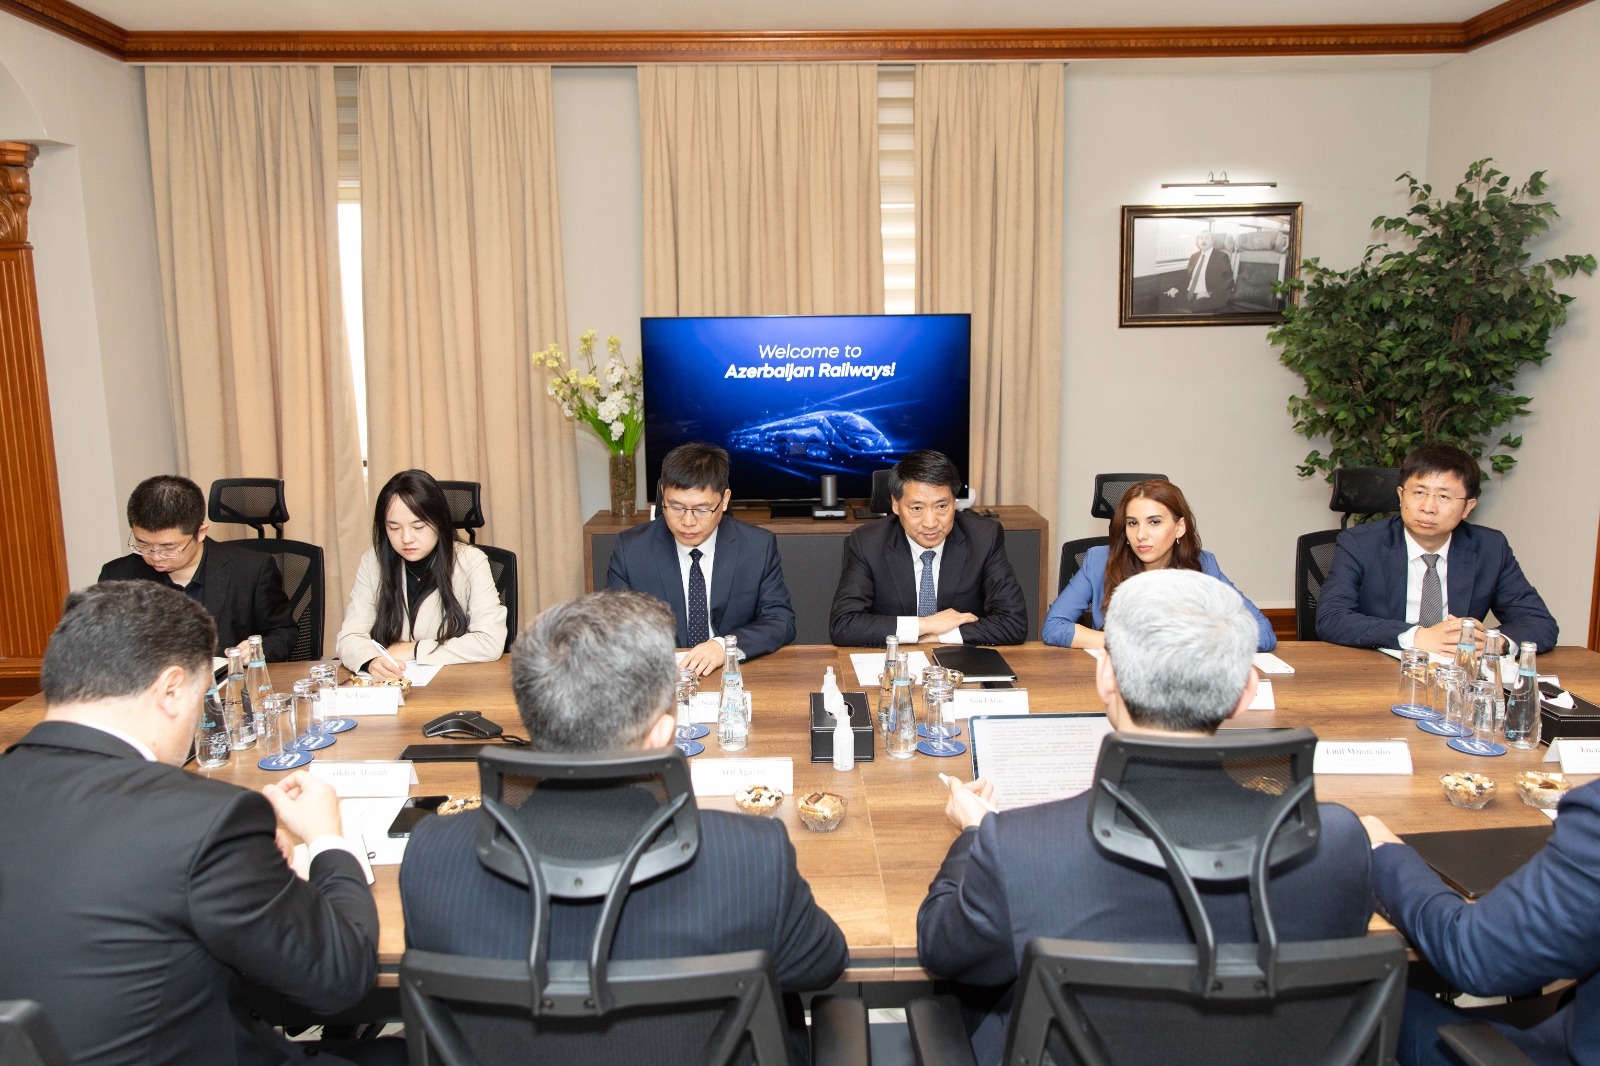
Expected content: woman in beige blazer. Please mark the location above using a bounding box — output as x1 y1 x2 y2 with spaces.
336 469 507 677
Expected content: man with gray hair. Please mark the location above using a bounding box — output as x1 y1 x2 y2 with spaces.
400 590 846 1011
917 569 1372 1063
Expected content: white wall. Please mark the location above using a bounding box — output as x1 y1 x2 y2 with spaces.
1426 6 1600 644
0 17 173 588
1059 64 1434 611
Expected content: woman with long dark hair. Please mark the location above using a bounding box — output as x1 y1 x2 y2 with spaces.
336 469 507 677
1042 479 1275 651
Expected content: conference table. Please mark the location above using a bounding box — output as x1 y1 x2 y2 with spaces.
3 641 1595 986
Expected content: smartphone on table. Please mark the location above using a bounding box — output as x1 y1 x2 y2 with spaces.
386 795 448 838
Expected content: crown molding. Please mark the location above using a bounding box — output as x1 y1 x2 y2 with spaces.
0 0 1592 63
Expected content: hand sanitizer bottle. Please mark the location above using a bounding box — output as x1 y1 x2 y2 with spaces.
823 667 853 772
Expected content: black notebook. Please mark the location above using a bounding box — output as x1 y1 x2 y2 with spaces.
933 646 1017 683
1401 824 1554 900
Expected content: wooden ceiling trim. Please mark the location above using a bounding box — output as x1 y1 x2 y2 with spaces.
0 0 125 58
1464 0 1595 46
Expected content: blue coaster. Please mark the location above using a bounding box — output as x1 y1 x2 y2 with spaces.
1417 719 1470 737
1448 736 1508 757
258 750 313 771
916 739 967 758
1391 703 1442 721
296 733 336 750
686 724 710 739
322 718 358 734
675 738 705 756
917 723 963 739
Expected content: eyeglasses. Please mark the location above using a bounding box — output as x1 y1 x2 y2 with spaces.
1405 488 1466 505
128 535 195 560
662 503 722 520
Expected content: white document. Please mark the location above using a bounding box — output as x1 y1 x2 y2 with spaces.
968 714 1113 812
1545 738 1600 772
309 761 418 797
403 662 443 686
1081 648 1105 661
849 651 931 687
689 757 794 797
1313 739 1413 775
339 797 412 866
1249 680 1275 711
951 688 1030 719
1253 652 1295 675
688 691 751 724
322 686 402 716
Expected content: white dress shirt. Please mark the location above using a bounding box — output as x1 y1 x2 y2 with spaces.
1397 529 1453 650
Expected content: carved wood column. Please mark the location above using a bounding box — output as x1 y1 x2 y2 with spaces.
0 142 68 708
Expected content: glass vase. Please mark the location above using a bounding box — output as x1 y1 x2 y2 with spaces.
609 452 637 517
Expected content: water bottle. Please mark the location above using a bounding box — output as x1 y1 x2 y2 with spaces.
1480 630 1506 731
222 647 255 749
886 660 917 760
245 635 272 740
721 637 749 723
1505 641 1541 750
877 635 900 734
195 687 232 769
717 641 748 751
823 667 853 772
1454 618 1480 681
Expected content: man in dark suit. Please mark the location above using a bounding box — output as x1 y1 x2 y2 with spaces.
1160 231 1234 312
98 474 299 660
829 450 1027 646
1316 444 1556 653
1362 794 1600 1064
0 582 387 1066
918 569 1373 1063
606 442 796 674
400 590 847 1048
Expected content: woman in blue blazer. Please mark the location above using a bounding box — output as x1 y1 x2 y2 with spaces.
1042 479 1276 651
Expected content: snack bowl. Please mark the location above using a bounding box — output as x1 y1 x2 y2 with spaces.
797 791 846 832
1513 771 1570 810
1439 772 1496 810
734 784 784 815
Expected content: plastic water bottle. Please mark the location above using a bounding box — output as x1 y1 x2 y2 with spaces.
717 639 748 751
222 647 255 749
887 658 917 760
1480 630 1506 731
245 635 272 740
195 687 231 769
877 635 899 734
1454 618 1480 681
823 667 853 772
1505 641 1541 750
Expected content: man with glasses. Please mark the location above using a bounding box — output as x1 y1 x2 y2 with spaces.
98 475 298 660
1316 444 1556 653
606 443 796 674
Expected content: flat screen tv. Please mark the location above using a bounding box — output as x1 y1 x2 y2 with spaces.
641 313 971 503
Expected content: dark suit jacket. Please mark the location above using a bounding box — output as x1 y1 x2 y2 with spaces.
99 539 299 661
0 721 378 1066
605 513 796 659
917 789 1373 1064
1373 780 1600 1066
1315 516 1557 652
828 511 1028 646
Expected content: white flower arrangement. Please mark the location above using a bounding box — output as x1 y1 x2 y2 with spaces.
533 329 644 457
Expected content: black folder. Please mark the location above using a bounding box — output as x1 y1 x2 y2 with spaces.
933 646 1017 683
1400 824 1554 900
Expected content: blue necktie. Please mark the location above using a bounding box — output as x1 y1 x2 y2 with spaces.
918 550 937 617
687 548 709 645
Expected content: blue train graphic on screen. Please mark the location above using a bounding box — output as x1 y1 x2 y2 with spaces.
727 411 898 466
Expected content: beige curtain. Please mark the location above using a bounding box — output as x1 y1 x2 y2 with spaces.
146 66 368 654
914 63 1064 528
359 65 580 619
640 64 883 316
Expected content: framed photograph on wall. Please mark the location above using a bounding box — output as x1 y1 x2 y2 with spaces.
1119 203 1303 327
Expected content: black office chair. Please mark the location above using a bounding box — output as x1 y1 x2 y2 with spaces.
1330 467 1402 528
477 543 518 653
400 747 869 1066
208 478 289 538
229 539 326 661
852 468 894 520
438 480 485 544
1293 529 1343 641
1091 473 1168 519
0 1001 72 1066
907 729 1406 1066
1057 536 1109 595
1439 1022 1536 1066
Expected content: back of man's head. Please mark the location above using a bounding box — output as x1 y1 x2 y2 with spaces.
659 443 730 496
127 475 206 535
1103 569 1255 732
42 582 216 707
511 590 677 752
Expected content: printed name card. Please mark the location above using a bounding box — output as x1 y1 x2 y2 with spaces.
308 761 417 797
687 691 751 724
1545 738 1600 772
952 688 1030 719
322 686 402 716
1248 681 1276 711
1253 653 1295 675
1313 740 1413 775
689 757 794 797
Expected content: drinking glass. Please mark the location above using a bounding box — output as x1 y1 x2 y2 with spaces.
1392 648 1438 720
1468 680 1499 740
1420 664 1471 738
293 679 335 751
920 676 964 756
675 668 708 740
257 692 311 770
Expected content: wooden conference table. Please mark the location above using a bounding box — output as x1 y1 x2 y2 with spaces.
3 641 1595 984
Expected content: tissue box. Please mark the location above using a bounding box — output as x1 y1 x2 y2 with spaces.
808 691 874 762
1538 682 1600 743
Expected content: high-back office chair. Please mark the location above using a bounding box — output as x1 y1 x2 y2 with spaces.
1329 467 1402 529
399 748 868 1065
906 729 1406 1066
1293 530 1343 642
438 480 485 544
0 1001 73 1066
477 544 519 653
851 468 894 520
229 539 326 662
208 478 289 538
1090 473 1169 519
1057 535 1108 595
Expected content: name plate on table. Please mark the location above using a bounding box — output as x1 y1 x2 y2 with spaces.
688 691 751 724
952 689 1030 719
1313 740 1413 775
323 687 402 716
689 757 794 797
1545 738 1600 772
309 761 417 797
